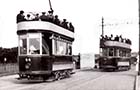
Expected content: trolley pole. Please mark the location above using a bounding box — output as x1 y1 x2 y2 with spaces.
101 17 104 36
138 0 140 75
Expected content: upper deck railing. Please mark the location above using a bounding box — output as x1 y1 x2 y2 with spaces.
104 40 131 49
100 34 132 49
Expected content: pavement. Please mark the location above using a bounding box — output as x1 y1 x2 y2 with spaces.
136 75 140 90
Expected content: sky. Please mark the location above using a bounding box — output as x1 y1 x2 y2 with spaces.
0 0 139 54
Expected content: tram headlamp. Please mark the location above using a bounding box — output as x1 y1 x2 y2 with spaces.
25 63 31 69
25 58 28 62
25 58 32 62
104 58 107 61
28 58 31 62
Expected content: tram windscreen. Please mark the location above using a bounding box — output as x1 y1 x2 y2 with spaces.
29 38 40 54
20 39 27 54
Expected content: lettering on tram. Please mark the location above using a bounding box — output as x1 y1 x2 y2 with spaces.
16 10 75 81
98 34 132 71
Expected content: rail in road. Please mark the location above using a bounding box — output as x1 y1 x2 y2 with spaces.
0 65 137 90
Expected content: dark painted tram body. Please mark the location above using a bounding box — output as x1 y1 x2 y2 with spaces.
17 21 74 80
98 37 132 71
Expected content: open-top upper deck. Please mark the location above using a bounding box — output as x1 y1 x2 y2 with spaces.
16 10 75 40
100 35 132 50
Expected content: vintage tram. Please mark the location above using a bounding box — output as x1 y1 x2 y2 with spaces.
98 35 132 71
16 11 75 81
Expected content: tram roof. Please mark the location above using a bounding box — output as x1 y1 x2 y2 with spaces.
17 21 74 39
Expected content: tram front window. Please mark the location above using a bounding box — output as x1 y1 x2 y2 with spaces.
29 38 40 54
19 38 27 54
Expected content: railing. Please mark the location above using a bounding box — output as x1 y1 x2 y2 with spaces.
0 63 18 74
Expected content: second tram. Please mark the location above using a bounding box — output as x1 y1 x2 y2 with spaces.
98 35 132 71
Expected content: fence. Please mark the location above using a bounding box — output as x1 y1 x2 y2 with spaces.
0 63 18 74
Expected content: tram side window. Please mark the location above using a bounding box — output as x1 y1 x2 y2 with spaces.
119 50 123 57
20 39 27 54
29 38 40 54
102 48 107 56
109 48 114 56
67 44 72 55
53 40 69 55
122 50 126 57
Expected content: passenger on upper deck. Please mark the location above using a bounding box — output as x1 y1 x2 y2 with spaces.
47 10 54 22
68 22 74 32
100 35 105 41
26 14 32 21
40 12 48 21
114 35 119 41
54 15 60 25
16 10 26 23
105 35 109 40
108 34 113 40
34 13 40 21
61 19 68 29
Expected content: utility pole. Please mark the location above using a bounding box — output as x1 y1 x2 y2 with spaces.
102 17 104 36
138 0 140 75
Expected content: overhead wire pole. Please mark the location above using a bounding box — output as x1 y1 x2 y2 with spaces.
138 0 140 75
102 17 104 36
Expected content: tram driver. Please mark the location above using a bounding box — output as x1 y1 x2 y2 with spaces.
29 45 39 54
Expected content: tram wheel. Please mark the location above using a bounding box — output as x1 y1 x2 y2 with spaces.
54 72 61 80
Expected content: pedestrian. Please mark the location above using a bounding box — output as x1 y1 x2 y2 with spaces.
136 55 139 71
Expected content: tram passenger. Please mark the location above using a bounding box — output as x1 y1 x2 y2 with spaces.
100 35 105 40
119 35 123 42
109 34 113 40
47 11 54 23
114 35 119 41
68 22 74 32
105 35 109 40
34 13 40 21
16 10 26 23
26 14 32 21
127 39 132 45
61 19 68 29
54 15 60 25
40 12 48 21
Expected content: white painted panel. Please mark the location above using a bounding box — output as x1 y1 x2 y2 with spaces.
17 21 74 38
53 63 74 71
117 61 129 66
104 41 131 49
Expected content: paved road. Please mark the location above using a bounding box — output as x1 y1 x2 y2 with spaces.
0 66 137 90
